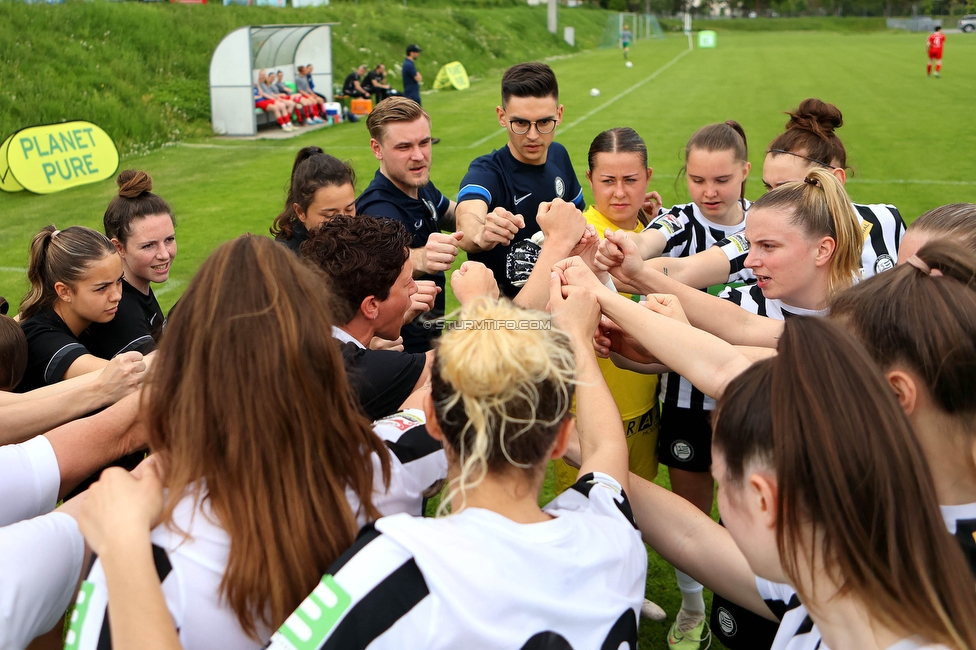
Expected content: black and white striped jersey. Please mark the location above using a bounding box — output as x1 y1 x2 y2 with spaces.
266 472 646 650
716 203 905 283
650 201 751 412
662 285 826 411
756 578 953 650
67 410 448 650
649 201 751 260
755 578 823 650
941 502 976 577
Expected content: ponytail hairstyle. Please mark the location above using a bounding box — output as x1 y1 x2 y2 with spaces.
103 170 175 246
713 317 976 650
907 203 976 253
147 235 390 638
587 127 651 226
682 120 749 208
0 315 28 391
749 168 862 297
431 297 576 516
20 226 118 321
270 146 356 240
830 240 976 428
767 98 848 172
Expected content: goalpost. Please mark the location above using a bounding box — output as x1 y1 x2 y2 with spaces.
600 13 665 48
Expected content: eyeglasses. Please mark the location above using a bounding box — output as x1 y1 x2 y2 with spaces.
507 117 557 135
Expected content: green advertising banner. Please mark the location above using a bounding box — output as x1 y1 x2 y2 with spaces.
2 121 119 194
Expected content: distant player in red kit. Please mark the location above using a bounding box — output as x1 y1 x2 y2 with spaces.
927 25 945 77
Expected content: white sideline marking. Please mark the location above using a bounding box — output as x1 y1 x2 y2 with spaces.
559 46 693 134
0 266 26 273
467 44 694 149
468 128 507 149
847 178 976 187
154 280 185 297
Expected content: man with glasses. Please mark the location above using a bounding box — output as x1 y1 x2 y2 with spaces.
356 97 459 353
456 62 585 298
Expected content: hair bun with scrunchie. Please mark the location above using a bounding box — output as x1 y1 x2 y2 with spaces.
116 170 153 199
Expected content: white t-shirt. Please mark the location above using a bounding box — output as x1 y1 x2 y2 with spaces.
267 472 647 650
0 511 84 649
0 435 60 527
69 410 447 650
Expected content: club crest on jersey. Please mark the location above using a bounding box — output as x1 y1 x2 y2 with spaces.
671 440 694 462
554 176 565 198
874 254 894 274
717 607 737 636
652 213 684 237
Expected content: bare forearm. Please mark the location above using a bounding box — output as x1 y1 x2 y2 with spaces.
101 531 182 650
513 238 575 311
0 381 111 445
456 210 490 253
598 292 752 399
650 247 733 290
628 474 773 619
46 392 144 499
574 339 629 492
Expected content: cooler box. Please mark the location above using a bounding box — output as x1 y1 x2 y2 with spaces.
350 98 373 116
324 102 342 125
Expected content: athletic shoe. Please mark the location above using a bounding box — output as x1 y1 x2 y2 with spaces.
640 598 667 621
312 116 325 124
667 609 710 649
935 71 940 78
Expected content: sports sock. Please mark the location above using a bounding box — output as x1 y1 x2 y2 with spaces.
277 116 288 125
927 64 932 74
936 63 942 72
675 569 705 613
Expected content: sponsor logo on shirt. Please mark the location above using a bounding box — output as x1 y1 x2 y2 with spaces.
269 575 352 650
860 220 873 241
652 213 685 237
727 232 749 254
554 176 565 199
379 410 425 431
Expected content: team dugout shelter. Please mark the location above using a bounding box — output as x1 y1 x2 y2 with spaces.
209 24 337 136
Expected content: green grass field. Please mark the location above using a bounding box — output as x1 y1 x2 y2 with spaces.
3 24 976 648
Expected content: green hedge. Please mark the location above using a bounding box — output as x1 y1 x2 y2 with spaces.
0 1 611 155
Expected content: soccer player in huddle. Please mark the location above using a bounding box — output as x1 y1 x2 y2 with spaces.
456 62 585 298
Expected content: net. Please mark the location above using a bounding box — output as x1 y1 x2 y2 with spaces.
600 13 665 48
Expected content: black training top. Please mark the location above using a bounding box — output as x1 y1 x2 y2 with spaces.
341 343 426 421
87 280 164 359
275 220 309 255
457 143 584 297
17 308 91 392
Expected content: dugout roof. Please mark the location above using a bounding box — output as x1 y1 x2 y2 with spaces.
209 24 337 136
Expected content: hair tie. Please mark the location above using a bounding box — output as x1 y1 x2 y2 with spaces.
905 255 943 277
51 229 60 238
804 176 819 187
